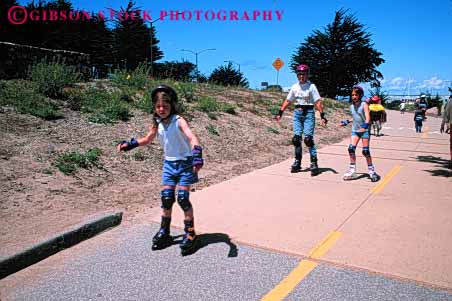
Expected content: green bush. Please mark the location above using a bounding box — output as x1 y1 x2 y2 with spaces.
267 104 280 116
174 82 196 102
206 124 219 136
195 96 220 112
132 150 148 161
28 58 81 97
79 88 110 113
78 88 131 124
55 148 102 175
89 96 131 124
111 63 151 89
0 80 62 120
63 88 83 111
136 91 153 114
221 103 237 115
207 112 217 120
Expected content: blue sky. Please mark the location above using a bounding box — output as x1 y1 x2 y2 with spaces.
17 0 452 97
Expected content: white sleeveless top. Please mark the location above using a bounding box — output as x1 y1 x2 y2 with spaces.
350 101 367 132
157 115 192 161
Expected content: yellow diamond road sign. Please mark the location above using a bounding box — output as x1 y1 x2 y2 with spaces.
272 58 284 71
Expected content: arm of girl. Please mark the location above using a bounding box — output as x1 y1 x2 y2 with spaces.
117 126 157 151
359 102 371 132
178 117 203 172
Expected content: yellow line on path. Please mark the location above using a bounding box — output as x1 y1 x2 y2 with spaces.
260 231 342 301
307 231 342 259
422 126 429 139
371 164 401 194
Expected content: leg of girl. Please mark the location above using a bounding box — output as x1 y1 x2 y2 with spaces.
177 185 197 255
362 136 381 182
343 134 360 180
152 184 176 250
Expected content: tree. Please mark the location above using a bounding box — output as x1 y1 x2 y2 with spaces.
0 0 21 43
208 63 249 87
112 0 162 70
291 8 384 98
153 60 196 81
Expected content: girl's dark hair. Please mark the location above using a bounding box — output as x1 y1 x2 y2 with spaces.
150 85 179 127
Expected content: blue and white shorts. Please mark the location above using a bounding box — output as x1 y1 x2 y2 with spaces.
162 158 198 186
351 130 370 140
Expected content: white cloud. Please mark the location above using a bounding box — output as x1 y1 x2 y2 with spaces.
385 77 406 91
381 76 451 95
416 77 444 90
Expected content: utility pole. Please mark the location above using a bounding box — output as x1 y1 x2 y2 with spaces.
180 48 216 81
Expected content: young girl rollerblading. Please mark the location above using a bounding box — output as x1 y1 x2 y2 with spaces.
118 85 203 255
341 86 381 182
275 64 328 176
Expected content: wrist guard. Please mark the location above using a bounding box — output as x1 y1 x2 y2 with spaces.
119 138 139 151
360 123 369 129
320 112 328 124
278 110 283 118
341 119 350 126
192 145 204 167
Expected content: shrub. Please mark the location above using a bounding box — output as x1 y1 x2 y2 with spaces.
0 79 62 120
111 63 151 89
28 58 81 97
207 112 217 120
222 103 237 115
136 91 153 114
78 88 131 124
206 124 219 136
54 148 102 175
132 150 148 161
267 104 280 116
174 82 196 102
195 96 220 112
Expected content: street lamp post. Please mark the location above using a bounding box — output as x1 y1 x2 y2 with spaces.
148 13 183 78
224 60 240 73
180 48 216 81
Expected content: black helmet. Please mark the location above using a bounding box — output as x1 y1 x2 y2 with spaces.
151 84 178 103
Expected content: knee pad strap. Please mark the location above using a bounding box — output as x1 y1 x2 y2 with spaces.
304 136 314 147
177 190 192 212
161 189 175 210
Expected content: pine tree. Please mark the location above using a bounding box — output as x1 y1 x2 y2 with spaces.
291 8 384 98
208 63 249 87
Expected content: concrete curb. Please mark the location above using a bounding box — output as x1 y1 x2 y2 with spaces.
0 211 123 280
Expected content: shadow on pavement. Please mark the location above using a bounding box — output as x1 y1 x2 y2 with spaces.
181 233 238 257
342 173 369 181
316 167 338 175
415 155 452 178
291 167 338 176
